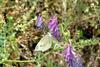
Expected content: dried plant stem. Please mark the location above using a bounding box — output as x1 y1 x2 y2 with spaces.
5 60 35 63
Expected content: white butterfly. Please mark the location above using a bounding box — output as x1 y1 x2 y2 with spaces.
34 33 56 52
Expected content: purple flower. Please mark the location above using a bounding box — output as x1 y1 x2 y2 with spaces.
63 43 74 64
48 16 60 41
36 15 43 28
63 42 83 67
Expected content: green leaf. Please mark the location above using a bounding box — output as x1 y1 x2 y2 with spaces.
77 0 87 14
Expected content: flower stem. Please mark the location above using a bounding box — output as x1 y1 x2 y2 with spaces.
5 60 35 63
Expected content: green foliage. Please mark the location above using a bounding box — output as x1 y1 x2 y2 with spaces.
0 34 4 47
0 0 99 66
73 39 100 49
0 16 19 64
0 0 2 5
0 33 6 64
0 23 9 64
6 16 17 51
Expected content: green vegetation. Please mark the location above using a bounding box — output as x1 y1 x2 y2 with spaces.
0 0 100 67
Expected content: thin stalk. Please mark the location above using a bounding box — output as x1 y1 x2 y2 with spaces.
5 60 35 63
62 0 67 22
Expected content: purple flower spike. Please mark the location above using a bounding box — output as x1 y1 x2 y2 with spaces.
63 42 83 67
48 16 60 41
63 43 74 64
36 15 43 28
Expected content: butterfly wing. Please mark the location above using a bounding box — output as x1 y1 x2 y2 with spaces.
34 33 54 52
